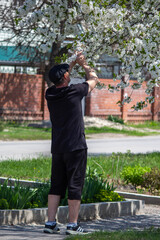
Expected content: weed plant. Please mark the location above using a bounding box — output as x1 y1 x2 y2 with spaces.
0 122 4 132
120 165 160 195
108 115 124 124
141 167 160 195
120 165 151 186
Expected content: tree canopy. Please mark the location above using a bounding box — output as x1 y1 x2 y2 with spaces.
1 0 160 110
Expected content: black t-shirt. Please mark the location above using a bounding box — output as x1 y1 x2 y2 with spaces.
45 82 89 153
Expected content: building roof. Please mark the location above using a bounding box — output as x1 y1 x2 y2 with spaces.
0 46 45 66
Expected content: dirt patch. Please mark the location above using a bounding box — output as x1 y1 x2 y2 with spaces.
84 116 160 133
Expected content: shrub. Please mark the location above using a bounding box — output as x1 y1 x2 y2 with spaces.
0 122 4 132
0 180 50 210
33 182 50 208
0 170 123 209
0 199 9 209
141 167 160 194
61 167 116 205
0 180 37 209
108 115 124 124
81 167 116 204
120 165 151 186
94 190 124 203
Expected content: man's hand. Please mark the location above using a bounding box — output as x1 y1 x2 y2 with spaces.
76 52 99 93
76 52 87 67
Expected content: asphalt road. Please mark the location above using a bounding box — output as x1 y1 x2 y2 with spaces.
0 135 160 161
87 135 160 155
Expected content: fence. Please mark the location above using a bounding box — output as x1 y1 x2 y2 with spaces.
0 73 159 122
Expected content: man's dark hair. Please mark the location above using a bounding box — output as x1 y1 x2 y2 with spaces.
48 64 69 86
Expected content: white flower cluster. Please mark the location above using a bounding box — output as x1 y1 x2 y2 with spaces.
15 0 160 110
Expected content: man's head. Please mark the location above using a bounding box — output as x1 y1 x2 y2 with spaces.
48 64 70 87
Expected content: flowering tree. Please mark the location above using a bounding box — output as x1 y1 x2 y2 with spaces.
1 0 160 110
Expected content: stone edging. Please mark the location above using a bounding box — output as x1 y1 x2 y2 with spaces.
0 199 144 225
116 191 160 205
0 177 43 188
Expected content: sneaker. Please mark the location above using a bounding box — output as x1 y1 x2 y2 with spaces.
66 224 88 235
43 223 60 234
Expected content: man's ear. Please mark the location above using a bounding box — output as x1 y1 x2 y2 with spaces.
63 72 68 79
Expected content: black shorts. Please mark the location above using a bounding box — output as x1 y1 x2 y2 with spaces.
49 149 87 200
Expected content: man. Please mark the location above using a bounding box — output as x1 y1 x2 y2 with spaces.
44 52 99 235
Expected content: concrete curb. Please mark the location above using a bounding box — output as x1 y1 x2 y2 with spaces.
116 191 160 205
0 199 144 225
0 177 43 188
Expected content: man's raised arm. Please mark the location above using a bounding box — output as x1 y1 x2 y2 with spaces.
76 52 99 93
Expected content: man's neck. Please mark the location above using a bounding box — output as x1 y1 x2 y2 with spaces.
56 82 68 88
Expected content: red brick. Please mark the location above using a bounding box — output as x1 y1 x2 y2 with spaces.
86 79 160 122
0 75 159 122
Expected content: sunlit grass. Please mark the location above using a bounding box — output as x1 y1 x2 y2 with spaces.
0 152 160 181
127 121 160 130
65 229 160 240
0 120 159 141
85 126 158 136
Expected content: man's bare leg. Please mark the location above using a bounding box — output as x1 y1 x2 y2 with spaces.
48 194 61 221
68 199 81 223
66 199 88 234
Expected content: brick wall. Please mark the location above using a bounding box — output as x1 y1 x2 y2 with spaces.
86 79 122 118
85 79 160 122
0 74 159 122
0 73 49 121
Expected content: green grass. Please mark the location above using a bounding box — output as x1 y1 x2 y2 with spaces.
0 156 52 181
127 121 160 130
0 121 51 140
0 152 160 181
65 229 160 240
85 126 158 136
87 151 160 179
0 121 159 141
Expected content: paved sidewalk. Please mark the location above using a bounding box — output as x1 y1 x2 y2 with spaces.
0 205 160 240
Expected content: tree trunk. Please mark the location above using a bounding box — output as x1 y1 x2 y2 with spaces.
44 41 69 87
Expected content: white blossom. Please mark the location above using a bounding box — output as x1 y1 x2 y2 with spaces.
14 0 160 110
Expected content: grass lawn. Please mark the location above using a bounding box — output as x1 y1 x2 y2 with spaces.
127 121 160 130
65 229 160 240
0 120 160 141
0 156 51 181
87 151 160 179
85 126 158 136
0 152 160 181
0 121 51 140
